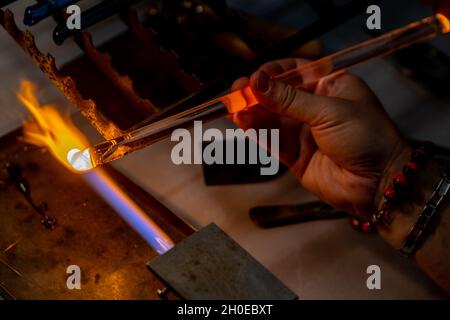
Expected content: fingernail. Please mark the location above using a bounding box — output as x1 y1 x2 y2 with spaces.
256 71 271 93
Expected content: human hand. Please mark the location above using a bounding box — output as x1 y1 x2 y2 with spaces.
232 59 410 219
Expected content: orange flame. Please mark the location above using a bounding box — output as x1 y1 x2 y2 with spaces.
18 80 90 173
17 80 174 253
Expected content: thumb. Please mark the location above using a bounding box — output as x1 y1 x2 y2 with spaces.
250 70 338 126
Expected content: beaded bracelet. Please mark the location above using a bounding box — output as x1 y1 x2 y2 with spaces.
371 142 435 227
351 143 435 232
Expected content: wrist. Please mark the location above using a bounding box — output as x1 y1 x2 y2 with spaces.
373 142 441 248
372 141 413 220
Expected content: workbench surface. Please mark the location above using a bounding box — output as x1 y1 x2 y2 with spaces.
1 0 449 299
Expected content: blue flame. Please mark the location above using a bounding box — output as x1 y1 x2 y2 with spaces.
83 169 174 254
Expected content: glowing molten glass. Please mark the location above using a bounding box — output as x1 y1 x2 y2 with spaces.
436 13 450 34
18 80 174 254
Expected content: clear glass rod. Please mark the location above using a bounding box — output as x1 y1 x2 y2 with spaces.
68 14 450 171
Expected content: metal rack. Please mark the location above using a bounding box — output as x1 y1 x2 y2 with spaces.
0 0 376 139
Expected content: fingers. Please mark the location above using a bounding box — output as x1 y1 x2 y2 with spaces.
233 107 303 167
234 108 270 130
233 59 311 92
316 73 381 106
260 58 318 92
290 125 317 177
233 59 311 91
234 61 376 129
259 58 311 77
231 77 249 91
233 104 299 128
249 70 339 126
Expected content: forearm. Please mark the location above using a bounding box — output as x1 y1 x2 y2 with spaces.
377 154 450 294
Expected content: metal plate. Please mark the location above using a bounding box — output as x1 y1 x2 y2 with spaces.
148 223 298 300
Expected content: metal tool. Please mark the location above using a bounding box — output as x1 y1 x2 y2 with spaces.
24 0 80 26
6 163 57 229
250 201 347 228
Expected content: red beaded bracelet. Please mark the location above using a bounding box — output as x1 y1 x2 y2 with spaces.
350 142 435 233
